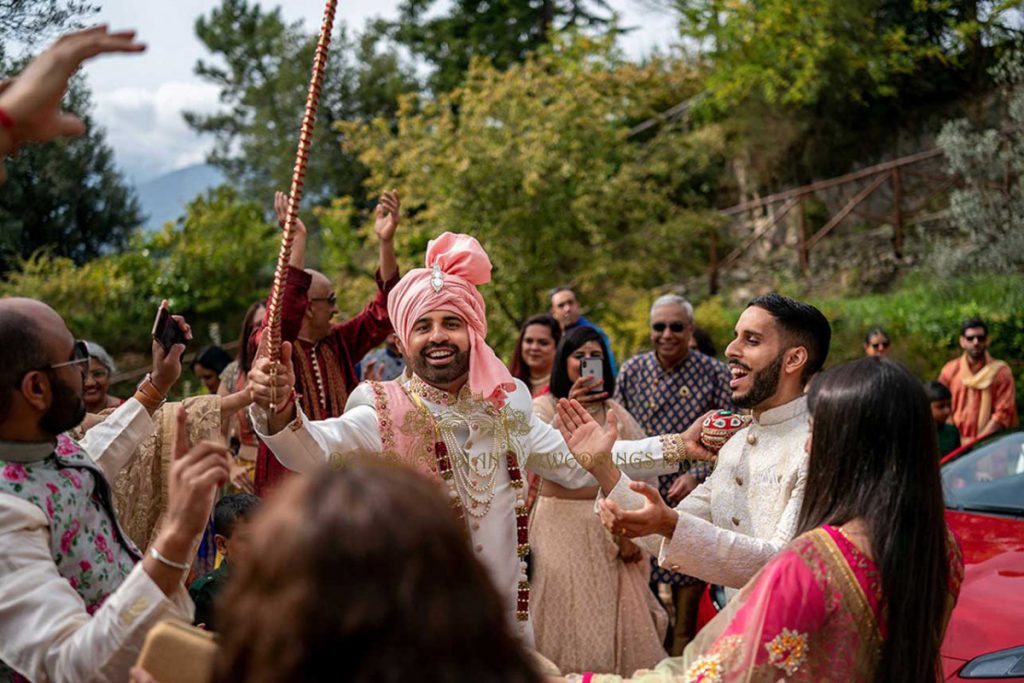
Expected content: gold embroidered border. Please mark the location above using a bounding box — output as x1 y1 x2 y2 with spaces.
809 528 882 650
660 433 689 465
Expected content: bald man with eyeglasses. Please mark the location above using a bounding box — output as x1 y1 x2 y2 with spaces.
248 190 402 495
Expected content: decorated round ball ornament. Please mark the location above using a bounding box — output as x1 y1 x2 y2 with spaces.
700 410 752 453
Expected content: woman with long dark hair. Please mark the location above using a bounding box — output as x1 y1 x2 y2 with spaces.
561 357 963 682
218 301 266 476
509 313 562 397
214 461 542 683
530 326 667 675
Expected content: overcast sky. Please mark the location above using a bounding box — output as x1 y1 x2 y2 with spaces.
28 0 681 184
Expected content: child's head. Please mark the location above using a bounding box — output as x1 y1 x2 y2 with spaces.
214 494 262 566
923 380 952 425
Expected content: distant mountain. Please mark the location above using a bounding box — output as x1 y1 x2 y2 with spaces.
135 163 226 231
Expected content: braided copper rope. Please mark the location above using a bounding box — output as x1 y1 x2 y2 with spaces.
265 0 338 410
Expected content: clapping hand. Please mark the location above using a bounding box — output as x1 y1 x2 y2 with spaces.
598 481 678 540
555 398 618 473
374 190 400 243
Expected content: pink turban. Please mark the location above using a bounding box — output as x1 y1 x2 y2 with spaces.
388 232 516 409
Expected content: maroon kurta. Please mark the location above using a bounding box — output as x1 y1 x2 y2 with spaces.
251 266 399 495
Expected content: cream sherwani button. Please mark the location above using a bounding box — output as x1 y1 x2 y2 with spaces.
475 544 484 553
746 433 757 445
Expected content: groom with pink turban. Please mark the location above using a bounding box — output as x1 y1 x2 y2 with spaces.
247 232 688 641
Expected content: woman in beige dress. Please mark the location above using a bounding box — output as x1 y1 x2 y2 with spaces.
531 326 668 675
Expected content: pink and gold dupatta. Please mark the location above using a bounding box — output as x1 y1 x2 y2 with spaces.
592 525 962 683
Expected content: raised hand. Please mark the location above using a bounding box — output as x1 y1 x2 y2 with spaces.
274 190 306 233
598 480 678 540
150 301 192 396
555 398 618 472
374 190 400 243
0 26 145 147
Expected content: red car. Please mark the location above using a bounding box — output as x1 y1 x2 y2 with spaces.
693 428 1024 679
941 428 1024 681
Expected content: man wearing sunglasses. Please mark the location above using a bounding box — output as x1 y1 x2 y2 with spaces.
250 190 402 495
612 294 734 654
0 297 232 682
939 317 1018 441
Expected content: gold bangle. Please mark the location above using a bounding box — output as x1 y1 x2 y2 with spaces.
133 390 161 412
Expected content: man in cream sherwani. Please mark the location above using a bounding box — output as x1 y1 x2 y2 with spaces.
558 293 831 592
247 233 687 643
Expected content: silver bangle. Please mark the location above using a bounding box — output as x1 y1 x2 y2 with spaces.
149 546 190 571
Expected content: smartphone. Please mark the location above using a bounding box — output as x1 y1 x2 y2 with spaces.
151 303 187 352
579 357 604 395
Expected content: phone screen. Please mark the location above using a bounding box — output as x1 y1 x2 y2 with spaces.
152 305 185 352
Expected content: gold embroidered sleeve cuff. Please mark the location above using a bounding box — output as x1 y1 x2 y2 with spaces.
660 433 689 466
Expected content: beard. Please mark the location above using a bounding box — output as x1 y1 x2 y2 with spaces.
966 345 986 360
732 351 785 409
40 371 87 435
408 342 471 387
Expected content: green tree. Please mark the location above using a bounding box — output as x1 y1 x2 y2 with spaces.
391 0 616 93
673 0 1019 109
0 0 97 49
185 0 418 211
0 68 142 273
338 36 722 355
935 48 1024 275
0 186 277 357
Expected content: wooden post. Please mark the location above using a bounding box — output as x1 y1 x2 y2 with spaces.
798 198 809 275
892 168 904 258
709 225 719 295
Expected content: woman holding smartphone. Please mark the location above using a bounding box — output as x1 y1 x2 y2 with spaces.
530 326 667 675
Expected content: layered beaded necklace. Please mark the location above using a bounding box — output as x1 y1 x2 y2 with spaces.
407 377 532 622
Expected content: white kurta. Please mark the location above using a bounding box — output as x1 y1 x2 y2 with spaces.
603 395 809 591
252 378 679 642
0 398 194 683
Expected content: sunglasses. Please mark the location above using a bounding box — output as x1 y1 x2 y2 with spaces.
310 293 337 306
652 322 688 333
964 334 987 342
870 341 890 350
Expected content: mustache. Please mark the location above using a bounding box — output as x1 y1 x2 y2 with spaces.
420 343 461 357
728 360 752 372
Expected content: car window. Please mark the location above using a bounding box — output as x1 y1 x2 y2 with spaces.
942 432 1024 515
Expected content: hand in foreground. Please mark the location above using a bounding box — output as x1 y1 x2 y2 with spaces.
274 190 306 233
567 375 607 404
247 341 296 411
555 397 617 472
598 480 678 540
0 26 145 146
150 302 192 395
161 408 232 546
667 472 698 506
129 667 158 683
363 358 383 382
374 190 400 243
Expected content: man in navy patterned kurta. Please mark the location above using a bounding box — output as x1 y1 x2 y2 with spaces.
614 294 734 655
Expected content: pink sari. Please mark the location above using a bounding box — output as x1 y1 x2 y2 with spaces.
592 525 963 683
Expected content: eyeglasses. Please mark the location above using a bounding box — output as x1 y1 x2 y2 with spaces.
964 334 987 342
87 369 110 381
870 341 890 350
310 293 337 306
652 322 689 333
